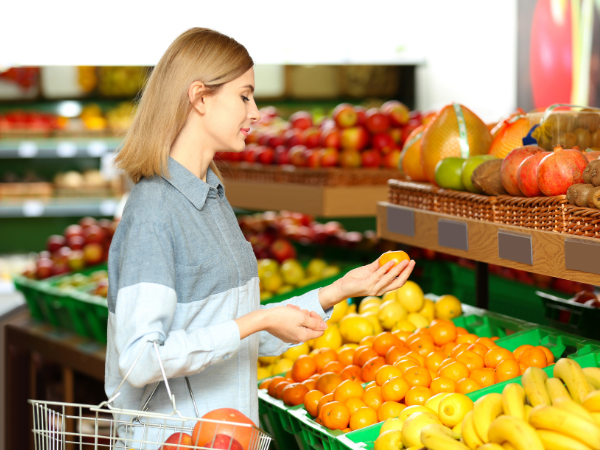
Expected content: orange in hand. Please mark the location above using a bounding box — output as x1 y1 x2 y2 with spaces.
379 251 410 270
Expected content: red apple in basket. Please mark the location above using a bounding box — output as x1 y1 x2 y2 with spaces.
319 148 339 167
270 239 296 263
319 128 340 149
79 216 97 230
67 235 85 250
382 100 410 127
256 147 275 165
83 243 103 266
304 148 321 168
303 127 321 149
289 111 313 130
191 408 256 450
365 108 391 134
283 128 305 147
47 235 66 253
203 434 244 450
341 127 369 150
383 149 401 169
339 149 361 168
36 258 55 280
361 149 382 168
161 432 193 450
64 224 84 239
274 146 291 165
333 103 358 129
84 225 106 245
355 105 367 126
289 145 307 167
372 133 395 153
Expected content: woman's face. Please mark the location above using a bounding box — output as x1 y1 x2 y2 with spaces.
203 67 261 152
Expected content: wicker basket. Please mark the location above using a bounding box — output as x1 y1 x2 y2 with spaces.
388 179 439 211
495 195 568 232
562 205 600 238
437 189 497 222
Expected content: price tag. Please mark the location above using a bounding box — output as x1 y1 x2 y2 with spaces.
386 205 415 237
438 219 468 251
99 199 118 216
18 141 38 158
22 200 44 217
498 230 533 265
56 141 77 157
87 140 108 156
565 238 600 275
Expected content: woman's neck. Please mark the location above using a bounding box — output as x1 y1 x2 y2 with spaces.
169 114 214 183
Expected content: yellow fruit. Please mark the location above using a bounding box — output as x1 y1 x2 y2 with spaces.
276 285 294 295
378 300 408 330
282 342 310 361
438 393 474 428
399 405 437 422
261 271 284 293
296 276 319 288
306 338 316 349
425 393 452 414
380 417 405 434
258 356 278 365
359 296 383 314
401 412 442 448
382 291 397 303
280 259 305 285
407 313 429 329
393 319 417 333
260 291 273 301
307 258 328 277
419 299 435 322
313 324 343 350
257 367 271 380
401 125 427 181
360 304 381 315
396 281 425 312
321 266 341 278
258 259 279 280
347 304 357 314
339 315 375 343
272 358 294 375
375 430 403 450
435 295 462 321
340 343 359 351
329 300 349 323
361 311 384 335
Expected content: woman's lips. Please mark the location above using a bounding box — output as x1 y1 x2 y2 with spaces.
241 128 250 137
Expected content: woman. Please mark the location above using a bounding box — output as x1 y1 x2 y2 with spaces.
105 27 415 444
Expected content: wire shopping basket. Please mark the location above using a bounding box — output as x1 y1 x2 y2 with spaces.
28 340 272 450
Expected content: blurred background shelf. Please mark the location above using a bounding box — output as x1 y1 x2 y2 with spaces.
0 198 119 218
0 138 120 158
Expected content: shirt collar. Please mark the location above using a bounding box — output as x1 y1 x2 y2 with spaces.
162 157 225 210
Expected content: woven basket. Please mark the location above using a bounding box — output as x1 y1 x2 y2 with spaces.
216 162 401 187
495 195 568 232
388 179 439 211
437 189 497 222
562 205 600 238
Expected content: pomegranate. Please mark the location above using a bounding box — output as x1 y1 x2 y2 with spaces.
537 146 589 196
585 151 600 163
517 151 551 197
500 146 546 196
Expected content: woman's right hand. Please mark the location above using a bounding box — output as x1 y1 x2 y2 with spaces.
264 305 328 345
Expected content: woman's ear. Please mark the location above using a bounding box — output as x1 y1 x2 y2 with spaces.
188 81 207 115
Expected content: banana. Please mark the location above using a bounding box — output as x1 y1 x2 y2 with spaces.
584 391 600 412
420 423 468 450
546 377 571 403
528 405 600 449
553 397 597 424
478 445 505 450
460 410 483 450
554 358 592 403
584 367 600 389
592 412 600 426
502 383 525 419
524 404 533 422
536 429 593 450
473 393 504 443
522 367 551 407
488 414 545 450
452 420 462 435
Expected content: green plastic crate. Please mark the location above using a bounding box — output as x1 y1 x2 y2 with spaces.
537 291 600 341
336 350 600 450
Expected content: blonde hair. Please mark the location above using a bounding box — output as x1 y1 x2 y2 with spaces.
116 28 254 183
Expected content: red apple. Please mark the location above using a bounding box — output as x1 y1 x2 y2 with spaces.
67 235 85 250
269 239 297 263
289 145 307 167
79 217 97 230
201 434 244 450
365 108 391 134
260 106 279 120
53 246 71 266
383 149 401 169
355 106 367 126
340 127 369 150
161 432 193 450
332 103 358 128
274 146 291 165
98 219 115 239
83 243 103 266
245 130 260 145
228 150 243 162
283 128 305 147
389 128 403 144
339 149 361 168
64 224 83 239
241 147 258 163
68 250 85 272
257 133 271 146
361 149 382 168
39 251 51 260
289 111 313 130
47 235 66 253
303 127 322 149
303 148 320 168
319 118 336 131
371 133 396 152
256 146 275 165
319 148 339 167
319 128 340 148
381 100 410 126
94 279 109 297
36 258 55 280
266 134 285 148
53 264 70 276
83 225 106 245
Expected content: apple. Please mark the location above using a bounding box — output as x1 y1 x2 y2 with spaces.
161 432 193 450
289 111 313 130
319 128 340 149
228 150 243 162
64 224 83 239
266 134 285 148
340 127 369 150
283 128 305 147
355 105 367 126
289 145 307 167
67 235 85 250
319 118 336 131
292 212 312 227
53 264 70 276
36 258 55 280
274 146 291 165
260 106 279 120
241 147 258 163
383 149 401 169
53 246 71 266
201 434 244 450
257 133 271 146
83 225 106 245
361 149 382 168
303 148 320 168
371 133 396 153
256 146 275 165
339 149 361 168
389 128 403 145
319 148 339 167
39 251 52 260
365 108 391 134
83 243 103 266
344 231 363 249
332 103 358 128
47 235 66 253
98 219 115 239
94 279 109 297
79 216 97 230
245 130 260 145
303 127 322 149
381 100 410 126
269 239 297 263
68 250 85 271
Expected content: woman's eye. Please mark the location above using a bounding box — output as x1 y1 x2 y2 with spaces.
242 96 249 102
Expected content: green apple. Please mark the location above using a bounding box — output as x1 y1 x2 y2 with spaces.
434 157 466 190
461 155 499 193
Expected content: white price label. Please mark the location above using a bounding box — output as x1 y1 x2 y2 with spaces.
22 200 44 217
57 142 77 157
18 141 38 158
99 199 117 216
87 140 108 156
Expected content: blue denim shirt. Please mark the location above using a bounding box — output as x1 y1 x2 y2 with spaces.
105 157 331 441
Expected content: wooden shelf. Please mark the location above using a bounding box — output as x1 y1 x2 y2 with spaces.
224 180 388 217
377 202 600 286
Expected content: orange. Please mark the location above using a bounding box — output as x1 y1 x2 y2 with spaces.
302 379 317 391
451 343 470 359
405 386 433 406
470 368 495 388
404 366 432 388
275 381 291 399
379 251 410 269
456 333 478 345
352 346 372 366
409 337 435 357
475 337 497 349
314 348 338 373
282 383 310 406
467 343 489 359
317 392 334 418
258 379 271 390
362 385 383 411
394 359 419 374
365 381 377 389
304 390 324 417
349 407 378 431
428 369 438 381
494 359 520 383
392 330 412 341
456 378 482 394
362 357 386 382
315 372 344 395
456 350 485 372
338 347 355 367
430 318 454 328
267 376 287 398
491 336 500 341
439 361 469 382
519 363 527 375
345 397 367 415
441 342 457 358
377 401 406 421
438 358 456 373
292 356 317 382
310 374 321 380
456 326 468 336
538 346 555 364
285 370 293 381
323 361 345 374
356 348 379 368
341 365 363 382
333 380 364 402
405 351 426 366
429 322 457 346
425 351 446 372
512 344 534 360
430 376 456 394
321 401 350 430
519 348 547 369
484 347 515 369
386 346 410 365
360 336 376 346
381 377 410 402
375 365 403 386
373 332 403 357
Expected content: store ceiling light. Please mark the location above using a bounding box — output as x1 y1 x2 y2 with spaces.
56 101 82 118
